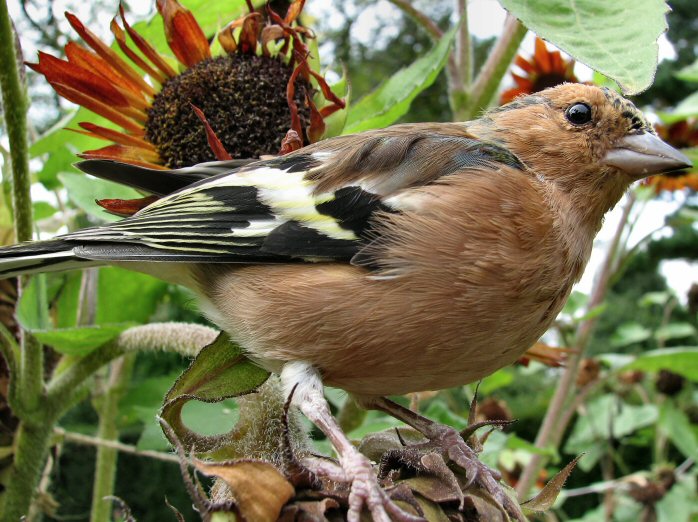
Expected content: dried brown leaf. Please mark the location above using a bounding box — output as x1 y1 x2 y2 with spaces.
521 454 583 513
195 459 294 522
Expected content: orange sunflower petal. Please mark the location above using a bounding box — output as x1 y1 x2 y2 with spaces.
80 144 162 166
549 50 564 74
156 0 210 67
50 82 144 134
119 4 177 79
514 55 535 74
110 18 167 84
63 43 150 114
65 11 155 97
500 87 526 105
28 52 130 108
73 122 156 151
511 72 534 90
533 37 552 74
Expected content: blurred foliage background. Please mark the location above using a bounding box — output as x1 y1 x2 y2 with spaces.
0 0 697 521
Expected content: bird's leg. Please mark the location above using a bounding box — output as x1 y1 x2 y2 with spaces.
361 396 525 521
280 362 424 522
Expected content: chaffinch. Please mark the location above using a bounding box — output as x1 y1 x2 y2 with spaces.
0 84 691 520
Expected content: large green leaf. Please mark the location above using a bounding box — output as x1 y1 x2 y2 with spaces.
58 172 142 223
30 325 131 356
565 394 658 454
343 25 458 134
160 332 270 452
622 347 698 381
658 402 698 460
499 0 670 94
676 57 698 83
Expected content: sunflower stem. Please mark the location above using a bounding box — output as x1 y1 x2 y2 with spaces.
456 14 526 120
90 353 136 522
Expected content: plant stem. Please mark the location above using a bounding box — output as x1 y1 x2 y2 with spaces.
386 0 443 39
0 1 30 244
456 14 526 120
0 418 55 521
456 0 471 86
516 193 637 499
55 428 180 464
90 353 136 522
0 0 44 415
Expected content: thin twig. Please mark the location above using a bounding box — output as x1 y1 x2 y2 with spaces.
55 428 180 464
386 0 443 39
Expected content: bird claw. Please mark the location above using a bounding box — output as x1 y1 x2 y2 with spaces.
303 450 425 522
382 423 524 520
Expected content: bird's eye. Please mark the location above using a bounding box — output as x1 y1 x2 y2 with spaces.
565 103 592 125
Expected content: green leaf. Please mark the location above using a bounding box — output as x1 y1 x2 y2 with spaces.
58 172 141 223
565 394 658 454
622 347 698 380
499 0 670 94
479 368 514 395
611 322 651 348
676 57 698 83
95 267 168 325
658 401 698 459
655 322 696 343
343 25 458 134
658 91 698 123
31 324 131 356
160 332 270 452
656 474 698 522
32 202 57 221
16 274 50 330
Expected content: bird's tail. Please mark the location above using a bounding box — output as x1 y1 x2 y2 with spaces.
0 239 103 279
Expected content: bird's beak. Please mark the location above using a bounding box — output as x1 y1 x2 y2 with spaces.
603 132 692 178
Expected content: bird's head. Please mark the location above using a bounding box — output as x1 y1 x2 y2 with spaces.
471 83 691 198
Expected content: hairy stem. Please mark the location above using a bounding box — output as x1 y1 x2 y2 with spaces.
516 194 637 499
90 353 136 522
457 15 526 120
0 419 55 521
0 0 44 416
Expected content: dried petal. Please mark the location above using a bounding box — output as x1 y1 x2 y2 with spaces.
65 11 155 96
279 129 303 155
156 0 210 67
48 82 144 134
73 122 156 150
190 104 233 161
97 195 160 217
110 18 166 84
119 4 177 79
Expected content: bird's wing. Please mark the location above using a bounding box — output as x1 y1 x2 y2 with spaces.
64 124 526 264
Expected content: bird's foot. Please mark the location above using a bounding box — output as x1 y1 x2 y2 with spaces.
303 449 425 522
367 396 525 521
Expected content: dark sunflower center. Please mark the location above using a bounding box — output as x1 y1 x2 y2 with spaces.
532 73 569 93
145 54 312 168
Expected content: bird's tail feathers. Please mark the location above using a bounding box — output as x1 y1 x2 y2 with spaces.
0 240 103 279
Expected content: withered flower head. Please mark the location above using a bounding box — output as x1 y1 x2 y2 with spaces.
500 37 579 105
28 0 345 169
644 118 698 194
